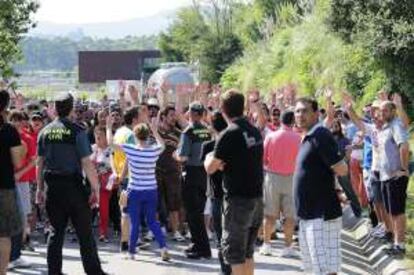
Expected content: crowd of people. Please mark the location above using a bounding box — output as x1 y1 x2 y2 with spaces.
0 82 411 275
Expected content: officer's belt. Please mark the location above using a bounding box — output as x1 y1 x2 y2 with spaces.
44 171 83 181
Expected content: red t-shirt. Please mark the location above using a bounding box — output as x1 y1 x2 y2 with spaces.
17 130 37 182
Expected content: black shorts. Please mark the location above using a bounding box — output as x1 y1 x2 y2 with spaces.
381 176 408 215
156 170 182 212
222 197 263 265
0 189 22 237
370 171 383 204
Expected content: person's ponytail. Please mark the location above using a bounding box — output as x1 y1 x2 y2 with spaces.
0 90 11 128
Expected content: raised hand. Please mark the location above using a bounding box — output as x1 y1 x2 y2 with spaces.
392 93 402 108
377 90 389 102
325 87 333 99
118 80 126 97
341 90 353 110
106 114 115 129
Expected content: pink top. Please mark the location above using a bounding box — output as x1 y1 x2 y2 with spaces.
263 125 301 176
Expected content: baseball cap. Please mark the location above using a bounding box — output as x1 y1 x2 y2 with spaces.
147 98 159 107
30 111 43 120
189 101 204 114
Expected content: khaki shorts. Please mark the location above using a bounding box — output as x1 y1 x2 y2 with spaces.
263 172 295 218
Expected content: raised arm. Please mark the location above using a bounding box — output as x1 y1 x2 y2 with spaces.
393 93 410 128
342 91 365 133
106 116 123 151
149 114 165 150
323 88 335 129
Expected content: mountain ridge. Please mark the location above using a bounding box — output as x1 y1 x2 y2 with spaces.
30 9 178 39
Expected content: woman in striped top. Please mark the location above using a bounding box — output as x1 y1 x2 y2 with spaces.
106 116 170 261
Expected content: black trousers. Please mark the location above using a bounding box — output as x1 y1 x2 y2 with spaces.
109 187 121 232
45 175 104 275
182 166 211 253
338 175 362 217
212 198 232 275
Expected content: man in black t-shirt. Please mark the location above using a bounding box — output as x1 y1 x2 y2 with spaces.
0 90 26 275
205 90 263 275
293 98 348 275
201 111 231 275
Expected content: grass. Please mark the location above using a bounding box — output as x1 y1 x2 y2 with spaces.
405 138 414 267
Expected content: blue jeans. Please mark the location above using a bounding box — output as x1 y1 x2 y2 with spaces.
127 189 166 254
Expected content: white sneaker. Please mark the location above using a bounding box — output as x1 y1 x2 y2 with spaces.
185 231 191 240
207 230 213 240
7 261 16 270
11 258 32 269
161 248 171 262
144 231 154 241
128 253 136 260
259 243 272 256
371 224 386 238
161 227 167 235
173 231 186 242
281 247 300 258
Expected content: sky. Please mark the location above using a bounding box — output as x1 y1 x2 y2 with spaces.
35 0 192 24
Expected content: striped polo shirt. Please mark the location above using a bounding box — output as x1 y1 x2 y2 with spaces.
122 144 163 191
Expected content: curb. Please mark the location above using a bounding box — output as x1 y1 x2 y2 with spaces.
342 218 414 275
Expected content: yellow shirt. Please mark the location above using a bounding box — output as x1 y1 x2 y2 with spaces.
113 126 135 177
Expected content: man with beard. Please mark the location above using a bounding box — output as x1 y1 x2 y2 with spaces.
156 106 185 242
293 97 348 275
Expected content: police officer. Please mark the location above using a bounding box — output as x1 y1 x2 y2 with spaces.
36 93 107 275
176 102 212 259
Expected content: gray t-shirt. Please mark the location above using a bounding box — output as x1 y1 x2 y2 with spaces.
377 118 408 181
176 122 211 167
38 118 92 176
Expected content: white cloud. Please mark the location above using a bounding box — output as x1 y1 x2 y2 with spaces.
35 0 191 24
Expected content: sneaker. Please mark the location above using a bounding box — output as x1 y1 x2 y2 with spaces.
127 253 136 260
389 246 406 258
144 231 154 242
161 248 171 261
370 224 385 238
99 236 109 243
185 250 211 259
7 261 16 270
185 231 192 240
255 237 264 246
23 242 35 252
378 232 393 243
281 246 300 258
137 241 151 250
173 231 186 242
385 244 406 257
161 227 167 235
259 243 272 256
11 258 32 269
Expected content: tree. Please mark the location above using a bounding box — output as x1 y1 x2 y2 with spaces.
0 0 38 78
158 1 243 83
329 0 414 104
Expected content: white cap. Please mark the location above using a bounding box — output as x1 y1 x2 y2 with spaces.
147 97 159 106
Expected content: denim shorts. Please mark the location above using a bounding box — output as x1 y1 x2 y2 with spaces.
222 197 263 265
